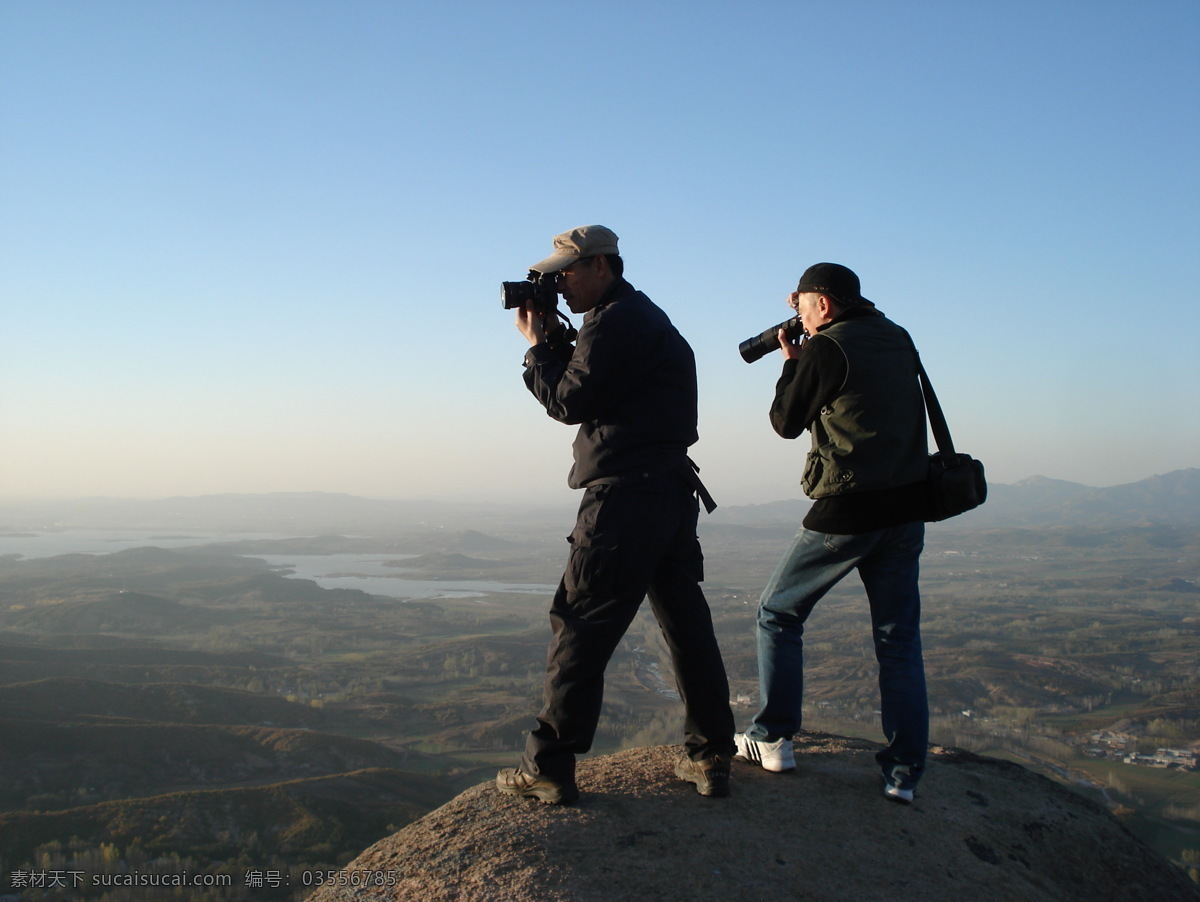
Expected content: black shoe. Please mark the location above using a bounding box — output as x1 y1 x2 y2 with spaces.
675 754 731 797
496 768 579 804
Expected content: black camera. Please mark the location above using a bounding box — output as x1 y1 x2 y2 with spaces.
501 270 558 311
739 316 806 363
501 270 578 343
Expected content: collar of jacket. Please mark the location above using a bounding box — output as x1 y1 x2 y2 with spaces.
815 303 883 332
589 277 635 313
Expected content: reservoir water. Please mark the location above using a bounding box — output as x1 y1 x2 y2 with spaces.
252 553 554 600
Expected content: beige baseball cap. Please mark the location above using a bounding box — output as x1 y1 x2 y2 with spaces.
530 224 619 274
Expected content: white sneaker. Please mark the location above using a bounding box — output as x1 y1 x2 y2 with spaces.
884 784 914 804
733 733 796 772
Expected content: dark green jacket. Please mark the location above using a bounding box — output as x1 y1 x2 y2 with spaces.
771 307 928 533
802 314 927 497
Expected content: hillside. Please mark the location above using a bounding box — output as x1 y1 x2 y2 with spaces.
0 717 412 808
0 677 324 726
0 767 454 881
0 481 1197 895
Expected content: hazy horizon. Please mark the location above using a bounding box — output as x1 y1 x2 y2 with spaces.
1 467 1196 511
3 3 1197 505
1 462 1196 508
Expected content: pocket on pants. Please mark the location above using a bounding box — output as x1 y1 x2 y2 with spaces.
564 533 620 601
801 449 824 495
823 532 852 554
667 533 704 583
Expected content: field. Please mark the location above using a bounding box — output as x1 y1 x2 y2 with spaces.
0 514 1197 897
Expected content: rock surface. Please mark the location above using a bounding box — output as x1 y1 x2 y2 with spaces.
309 733 1198 901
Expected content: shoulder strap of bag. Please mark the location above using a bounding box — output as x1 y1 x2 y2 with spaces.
914 354 957 459
901 327 957 458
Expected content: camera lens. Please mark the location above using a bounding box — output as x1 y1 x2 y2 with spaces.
501 281 535 310
739 316 804 363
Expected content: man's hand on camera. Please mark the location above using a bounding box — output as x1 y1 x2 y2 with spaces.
778 328 804 360
516 302 548 346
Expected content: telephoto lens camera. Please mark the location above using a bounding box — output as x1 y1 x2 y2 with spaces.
739 316 805 363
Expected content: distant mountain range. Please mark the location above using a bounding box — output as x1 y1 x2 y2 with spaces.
708 468 1200 530
958 469 1200 528
2 469 1197 533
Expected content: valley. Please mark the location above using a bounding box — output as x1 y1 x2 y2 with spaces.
1 483 1198 897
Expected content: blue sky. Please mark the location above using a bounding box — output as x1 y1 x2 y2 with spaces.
2 0 1197 506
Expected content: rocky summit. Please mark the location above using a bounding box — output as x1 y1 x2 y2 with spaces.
309 733 1198 902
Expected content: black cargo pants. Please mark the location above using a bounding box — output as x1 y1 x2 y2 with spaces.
520 471 736 784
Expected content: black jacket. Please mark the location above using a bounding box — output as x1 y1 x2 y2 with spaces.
523 279 698 489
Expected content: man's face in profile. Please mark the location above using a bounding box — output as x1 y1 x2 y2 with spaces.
556 256 610 314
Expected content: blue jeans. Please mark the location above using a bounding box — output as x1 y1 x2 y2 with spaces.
747 521 928 790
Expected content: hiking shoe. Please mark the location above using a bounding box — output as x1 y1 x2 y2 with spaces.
884 784 914 804
675 754 731 797
495 768 579 804
734 733 796 772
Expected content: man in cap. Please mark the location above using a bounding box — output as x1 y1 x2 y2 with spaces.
735 263 931 804
496 225 735 803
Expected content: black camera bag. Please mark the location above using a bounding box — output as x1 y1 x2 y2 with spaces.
915 355 987 522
